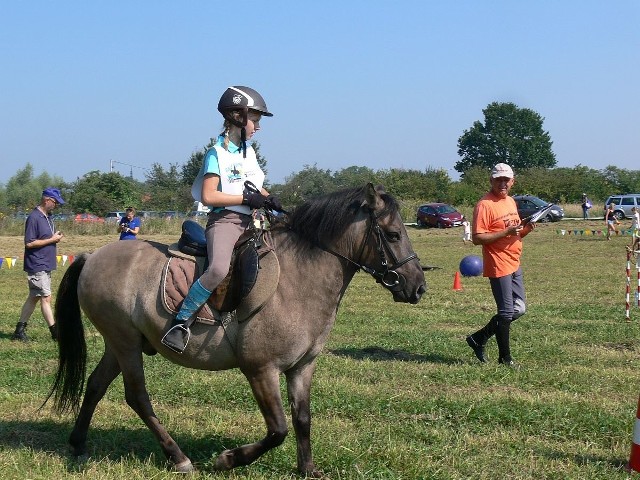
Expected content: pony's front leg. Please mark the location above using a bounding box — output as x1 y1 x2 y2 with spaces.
286 361 322 478
215 369 288 471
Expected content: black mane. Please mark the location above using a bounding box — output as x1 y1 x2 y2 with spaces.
285 185 399 246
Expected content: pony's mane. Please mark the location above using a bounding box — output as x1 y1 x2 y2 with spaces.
284 185 399 246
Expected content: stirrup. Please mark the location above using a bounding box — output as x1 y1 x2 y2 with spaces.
161 323 191 354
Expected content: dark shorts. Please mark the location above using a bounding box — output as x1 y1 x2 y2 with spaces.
27 271 52 297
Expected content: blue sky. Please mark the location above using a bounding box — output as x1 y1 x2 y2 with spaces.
1 1 638 186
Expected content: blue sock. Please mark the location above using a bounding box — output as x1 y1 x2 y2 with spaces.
176 279 212 322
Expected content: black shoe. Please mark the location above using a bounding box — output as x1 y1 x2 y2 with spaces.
161 322 190 354
466 336 487 363
499 358 520 369
11 322 29 342
49 324 58 341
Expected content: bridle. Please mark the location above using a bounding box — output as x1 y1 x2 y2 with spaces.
319 208 418 292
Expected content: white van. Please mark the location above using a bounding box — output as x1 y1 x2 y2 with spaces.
104 211 125 223
189 201 211 217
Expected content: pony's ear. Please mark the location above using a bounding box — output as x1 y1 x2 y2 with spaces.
363 182 385 211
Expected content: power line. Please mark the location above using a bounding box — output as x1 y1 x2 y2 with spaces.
109 159 148 178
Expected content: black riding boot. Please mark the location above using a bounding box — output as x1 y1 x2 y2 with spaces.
466 315 498 363
11 322 29 342
494 316 517 367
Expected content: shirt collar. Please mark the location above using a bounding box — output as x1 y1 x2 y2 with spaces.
216 134 241 153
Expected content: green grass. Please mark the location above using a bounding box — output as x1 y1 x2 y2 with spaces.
1 219 639 479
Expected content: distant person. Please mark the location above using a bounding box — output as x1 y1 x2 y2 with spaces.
605 203 620 240
11 187 65 341
118 207 140 240
581 193 592 220
161 86 282 354
631 206 640 251
462 219 471 244
465 164 535 368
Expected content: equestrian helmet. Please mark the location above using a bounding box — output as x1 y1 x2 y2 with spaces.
218 86 273 127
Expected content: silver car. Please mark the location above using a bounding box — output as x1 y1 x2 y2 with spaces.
604 194 640 219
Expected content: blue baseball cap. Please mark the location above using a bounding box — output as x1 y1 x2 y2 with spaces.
42 187 65 205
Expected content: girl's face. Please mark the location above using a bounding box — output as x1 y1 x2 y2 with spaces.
245 111 262 139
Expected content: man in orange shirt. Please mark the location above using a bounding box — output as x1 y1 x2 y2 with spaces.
465 163 535 367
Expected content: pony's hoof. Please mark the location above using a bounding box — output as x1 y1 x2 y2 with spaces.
173 459 194 473
303 469 325 479
214 449 234 471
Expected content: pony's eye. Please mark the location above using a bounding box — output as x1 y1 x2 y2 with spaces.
385 231 401 242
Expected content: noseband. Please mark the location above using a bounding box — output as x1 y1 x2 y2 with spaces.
320 209 418 292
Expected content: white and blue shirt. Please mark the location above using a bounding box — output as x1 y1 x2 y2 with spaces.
191 135 265 216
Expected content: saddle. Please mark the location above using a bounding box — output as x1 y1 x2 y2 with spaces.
162 220 280 325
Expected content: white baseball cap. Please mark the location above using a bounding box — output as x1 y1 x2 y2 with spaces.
490 163 514 179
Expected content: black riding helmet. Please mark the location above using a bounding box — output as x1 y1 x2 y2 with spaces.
217 86 273 128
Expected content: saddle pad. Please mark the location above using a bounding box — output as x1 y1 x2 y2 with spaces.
161 256 218 325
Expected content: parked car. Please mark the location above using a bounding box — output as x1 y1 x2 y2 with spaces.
104 211 125 223
52 213 71 221
160 211 186 219
604 194 640 220
416 203 464 228
74 213 105 223
138 211 161 221
512 195 564 222
187 211 209 218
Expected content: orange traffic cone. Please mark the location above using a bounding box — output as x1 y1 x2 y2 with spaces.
626 395 640 473
453 271 463 291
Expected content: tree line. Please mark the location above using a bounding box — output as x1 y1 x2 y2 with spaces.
1 102 638 218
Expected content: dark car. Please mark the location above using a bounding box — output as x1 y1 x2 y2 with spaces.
512 195 564 222
416 203 464 228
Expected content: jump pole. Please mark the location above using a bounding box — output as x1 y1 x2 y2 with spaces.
626 249 631 321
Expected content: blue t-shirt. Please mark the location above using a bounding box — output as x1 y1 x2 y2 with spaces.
119 216 141 240
23 207 57 274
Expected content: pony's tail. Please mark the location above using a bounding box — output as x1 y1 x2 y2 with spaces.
43 253 89 415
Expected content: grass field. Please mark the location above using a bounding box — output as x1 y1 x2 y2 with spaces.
1 218 639 479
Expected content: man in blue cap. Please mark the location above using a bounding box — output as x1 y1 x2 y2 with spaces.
11 187 65 341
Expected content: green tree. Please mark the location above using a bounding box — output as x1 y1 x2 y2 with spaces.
455 102 556 175
601 166 640 195
277 164 335 207
144 163 191 211
251 140 269 186
181 137 217 187
333 166 378 189
378 168 452 202
71 171 141 216
5 163 67 213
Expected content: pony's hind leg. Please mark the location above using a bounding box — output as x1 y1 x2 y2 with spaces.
215 369 289 471
117 347 194 472
69 346 121 456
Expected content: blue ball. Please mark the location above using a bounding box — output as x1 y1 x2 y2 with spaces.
459 255 483 277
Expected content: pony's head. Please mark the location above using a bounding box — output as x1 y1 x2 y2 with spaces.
288 183 426 304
